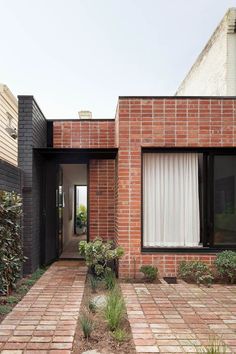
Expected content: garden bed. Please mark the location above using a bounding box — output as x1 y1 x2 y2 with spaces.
0 268 46 323
72 276 136 354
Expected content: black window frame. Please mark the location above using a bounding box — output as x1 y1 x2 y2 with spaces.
141 147 236 254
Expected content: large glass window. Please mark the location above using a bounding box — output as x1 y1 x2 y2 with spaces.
143 151 236 250
214 156 236 246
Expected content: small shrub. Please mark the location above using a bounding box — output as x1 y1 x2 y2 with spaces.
23 279 36 287
104 287 125 331
104 269 116 290
88 299 97 314
6 296 18 304
30 268 46 281
215 250 236 284
0 191 25 295
112 328 128 343
88 275 98 293
79 310 94 338
140 265 158 282
0 305 12 315
178 260 213 286
78 238 124 276
16 285 28 295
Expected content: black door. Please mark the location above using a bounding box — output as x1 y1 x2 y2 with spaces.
42 161 63 265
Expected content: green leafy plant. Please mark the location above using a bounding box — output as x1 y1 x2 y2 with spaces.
6 296 18 304
88 275 98 293
112 328 128 343
196 336 226 353
140 265 158 282
104 269 116 290
104 287 125 331
79 238 124 276
215 250 236 284
23 279 36 286
30 268 46 281
0 305 12 315
0 191 25 295
76 204 87 229
178 260 213 286
16 285 28 295
79 310 94 339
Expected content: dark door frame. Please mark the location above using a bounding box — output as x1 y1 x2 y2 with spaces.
36 148 117 266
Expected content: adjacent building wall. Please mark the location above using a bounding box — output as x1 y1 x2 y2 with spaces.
18 96 47 274
176 8 236 96
0 84 18 166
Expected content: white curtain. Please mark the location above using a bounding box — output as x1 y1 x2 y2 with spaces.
143 153 200 247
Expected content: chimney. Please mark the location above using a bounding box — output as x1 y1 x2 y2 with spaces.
78 110 92 119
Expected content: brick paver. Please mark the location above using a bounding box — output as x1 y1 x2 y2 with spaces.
121 282 236 353
0 261 86 353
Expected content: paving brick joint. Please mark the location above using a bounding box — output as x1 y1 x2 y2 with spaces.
0 262 86 354
121 282 236 353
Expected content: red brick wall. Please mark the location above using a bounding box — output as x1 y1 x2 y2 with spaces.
89 159 115 241
116 98 236 277
53 120 116 148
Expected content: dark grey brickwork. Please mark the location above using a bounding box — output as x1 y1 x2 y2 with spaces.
0 159 22 193
18 96 47 274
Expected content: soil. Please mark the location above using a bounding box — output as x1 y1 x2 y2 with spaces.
72 278 136 354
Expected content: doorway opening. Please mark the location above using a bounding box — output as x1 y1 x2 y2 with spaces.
59 163 88 259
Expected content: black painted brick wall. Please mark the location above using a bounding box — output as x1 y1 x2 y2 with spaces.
0 159 22 193
18 96 47 274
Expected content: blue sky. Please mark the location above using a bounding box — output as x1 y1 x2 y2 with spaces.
0 0 235 119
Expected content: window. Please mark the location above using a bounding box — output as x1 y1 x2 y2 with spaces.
142 151 236 250
214 156 236 246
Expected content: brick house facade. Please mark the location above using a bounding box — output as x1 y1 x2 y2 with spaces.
18 96 236 276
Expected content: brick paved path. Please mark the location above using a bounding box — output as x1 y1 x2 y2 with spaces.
121 282 236 353
0 261 86 354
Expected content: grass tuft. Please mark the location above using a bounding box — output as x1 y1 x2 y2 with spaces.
104 269 116 290
79 310 94 339
104 286 125 331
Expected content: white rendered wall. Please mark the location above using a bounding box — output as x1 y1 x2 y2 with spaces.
176 22 228 96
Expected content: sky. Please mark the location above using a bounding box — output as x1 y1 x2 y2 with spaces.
0 0 235 119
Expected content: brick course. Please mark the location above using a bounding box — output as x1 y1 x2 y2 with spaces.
53 120 116 148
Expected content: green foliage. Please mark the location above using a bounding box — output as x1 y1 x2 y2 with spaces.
215 251 236 284
104 269 116 290
0 191 25 295
104 287 125 331
79 310 94 338
16 285 28 295
196 337 226 353
6 296 18 304
0 305 12 315
178 260 213 286
112 328 128 343
76 204 87 228
140 265 158 282
88 299 97 314
30 268 46 281
88 275 98 293
79 238 124 276
23 279 36 286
